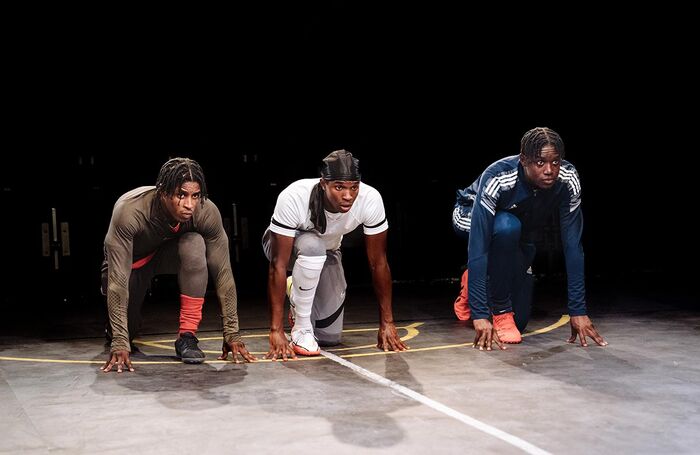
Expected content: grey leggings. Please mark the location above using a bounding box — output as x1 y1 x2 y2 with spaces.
101 232 208 340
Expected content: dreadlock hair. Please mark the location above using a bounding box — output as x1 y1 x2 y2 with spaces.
520 127 565 162
155 157 208 206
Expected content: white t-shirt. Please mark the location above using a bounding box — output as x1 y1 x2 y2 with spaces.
268 178 389 250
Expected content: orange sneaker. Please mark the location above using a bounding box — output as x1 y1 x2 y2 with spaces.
453 269 471 321
492 312 522 343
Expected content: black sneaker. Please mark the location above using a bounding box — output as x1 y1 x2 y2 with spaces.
175 332 206 364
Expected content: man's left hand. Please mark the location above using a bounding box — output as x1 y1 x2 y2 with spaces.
377 322 409 352
568 315 608 347
218 340 257 363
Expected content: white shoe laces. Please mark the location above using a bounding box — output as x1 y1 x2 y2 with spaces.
292 329 319 351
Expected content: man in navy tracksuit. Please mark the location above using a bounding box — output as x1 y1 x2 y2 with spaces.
452 127 607 351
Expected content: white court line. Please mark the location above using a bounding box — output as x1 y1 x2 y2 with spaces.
321 350 551 455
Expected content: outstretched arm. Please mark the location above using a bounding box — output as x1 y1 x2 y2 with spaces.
558 166 606 347
102 203 138 371
265 232 297 361
365 231 408 352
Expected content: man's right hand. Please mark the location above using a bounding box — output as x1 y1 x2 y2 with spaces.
264 329 297 361
473 318 506 351
100 350 134 373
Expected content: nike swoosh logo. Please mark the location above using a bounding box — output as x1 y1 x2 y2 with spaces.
299 286 315 291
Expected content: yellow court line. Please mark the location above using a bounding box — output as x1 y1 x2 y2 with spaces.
138 324 398 344
0 317 569 365
0 356 328 364
0 357 172 365
337 315 570 358
522 315 570 336
133 322 424 354
327 322 422 352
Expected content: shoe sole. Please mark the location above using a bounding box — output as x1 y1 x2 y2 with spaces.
496 332 522 344
292 344 320 356
178 356 206 364
495 331 522 343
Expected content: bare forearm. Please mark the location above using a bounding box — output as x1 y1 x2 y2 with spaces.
268 263 287 331
371 262 394 324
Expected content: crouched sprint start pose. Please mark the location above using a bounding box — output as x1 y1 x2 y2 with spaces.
452 127 608 351
101 157 256 373
263 149 408 360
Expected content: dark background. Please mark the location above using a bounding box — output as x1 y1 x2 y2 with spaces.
1 3 696 318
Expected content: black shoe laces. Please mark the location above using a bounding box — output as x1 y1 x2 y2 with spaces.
179 334 200 351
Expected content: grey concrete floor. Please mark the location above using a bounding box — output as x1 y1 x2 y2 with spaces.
1 278 698 454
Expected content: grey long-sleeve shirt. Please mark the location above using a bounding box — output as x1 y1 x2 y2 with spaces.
103 186 241 352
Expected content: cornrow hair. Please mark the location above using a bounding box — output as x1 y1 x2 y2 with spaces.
520 127 565 161
155 157 208 205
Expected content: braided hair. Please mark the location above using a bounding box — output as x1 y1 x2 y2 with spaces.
520 127 565 161
155 157 208 206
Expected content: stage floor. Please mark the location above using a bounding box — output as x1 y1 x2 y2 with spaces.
1 279 698 454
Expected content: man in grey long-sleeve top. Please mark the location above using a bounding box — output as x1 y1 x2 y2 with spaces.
100 157 256 373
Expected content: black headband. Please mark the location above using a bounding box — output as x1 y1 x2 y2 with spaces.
320 149 361 181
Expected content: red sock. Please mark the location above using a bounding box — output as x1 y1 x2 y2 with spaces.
179 294 204 335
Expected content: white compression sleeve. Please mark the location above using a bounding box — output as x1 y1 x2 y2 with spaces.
290 254 327 331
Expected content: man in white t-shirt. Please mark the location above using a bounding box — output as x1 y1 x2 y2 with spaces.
262 150 409 359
